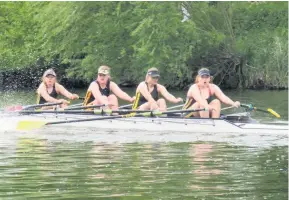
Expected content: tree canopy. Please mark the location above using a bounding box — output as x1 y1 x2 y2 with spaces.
0 1 287 89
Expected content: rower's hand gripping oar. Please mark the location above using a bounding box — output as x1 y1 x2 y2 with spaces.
17 108 207 131
241 104 280 118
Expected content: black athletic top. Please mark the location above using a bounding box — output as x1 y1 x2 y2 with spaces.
83 80 111 106
37 85 58 104
132 82 159 109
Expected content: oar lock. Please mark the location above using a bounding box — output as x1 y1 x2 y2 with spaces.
241 104 254 111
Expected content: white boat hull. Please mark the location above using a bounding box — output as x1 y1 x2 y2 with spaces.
1 113 288 135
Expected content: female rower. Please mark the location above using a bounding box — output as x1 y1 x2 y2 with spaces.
132 67 183 111
83 65 135 110
183 68 240 118
36 68 79 108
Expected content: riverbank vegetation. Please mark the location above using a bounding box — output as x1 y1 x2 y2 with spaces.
0 2 287 90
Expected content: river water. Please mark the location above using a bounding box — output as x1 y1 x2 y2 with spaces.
0 89 288 199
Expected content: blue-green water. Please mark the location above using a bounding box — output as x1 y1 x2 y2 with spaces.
0 89 288 199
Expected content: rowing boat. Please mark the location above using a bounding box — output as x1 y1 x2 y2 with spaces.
1 111 287 134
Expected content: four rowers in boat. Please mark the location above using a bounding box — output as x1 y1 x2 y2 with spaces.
38 66 240 118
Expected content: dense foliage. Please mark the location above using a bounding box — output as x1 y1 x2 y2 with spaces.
0 2 287 89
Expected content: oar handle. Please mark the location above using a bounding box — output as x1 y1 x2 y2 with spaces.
221 106 236 111
167 104 184 110
118 104 133 109
65 104 109 110
4 102 64 112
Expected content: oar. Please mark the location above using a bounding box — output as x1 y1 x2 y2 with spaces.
17 108 206 131
65 104 113 110
241 104 280 118
167 104 184 110
2 102 64 112
118 104 133 109
221 106 236 111
119 103 185 110
66 103 83 108
19 109 155 115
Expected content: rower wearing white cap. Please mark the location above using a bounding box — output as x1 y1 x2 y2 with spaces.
36 68 79 108
183 68 240 118
132 67 183 111
83 65 135 110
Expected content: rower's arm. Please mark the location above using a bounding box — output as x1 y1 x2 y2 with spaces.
110 82 134 102
89 82 107 105
138 82 157 103
188 85 209 107
37 84 59 103
56 83 78 100
213 85 235 105
158 85 182 103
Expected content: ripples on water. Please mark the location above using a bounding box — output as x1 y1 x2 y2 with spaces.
0 135 287 199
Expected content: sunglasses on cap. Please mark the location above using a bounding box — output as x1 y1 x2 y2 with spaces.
147 70 160 78
46 75 56 79
98 73 107 77
151 76 159 80
200 75 210 79
198 69 210 76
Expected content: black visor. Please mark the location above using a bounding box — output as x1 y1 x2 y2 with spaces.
198 69 210 76
147 70 160 77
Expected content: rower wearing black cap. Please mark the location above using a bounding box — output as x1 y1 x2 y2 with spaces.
183 68 240 118
132 67 183 111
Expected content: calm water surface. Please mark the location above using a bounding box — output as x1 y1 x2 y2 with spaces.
0 89 288 199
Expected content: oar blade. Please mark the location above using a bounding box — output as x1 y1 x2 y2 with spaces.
17 121 47 131
267 108 280 118
4 105 23 112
